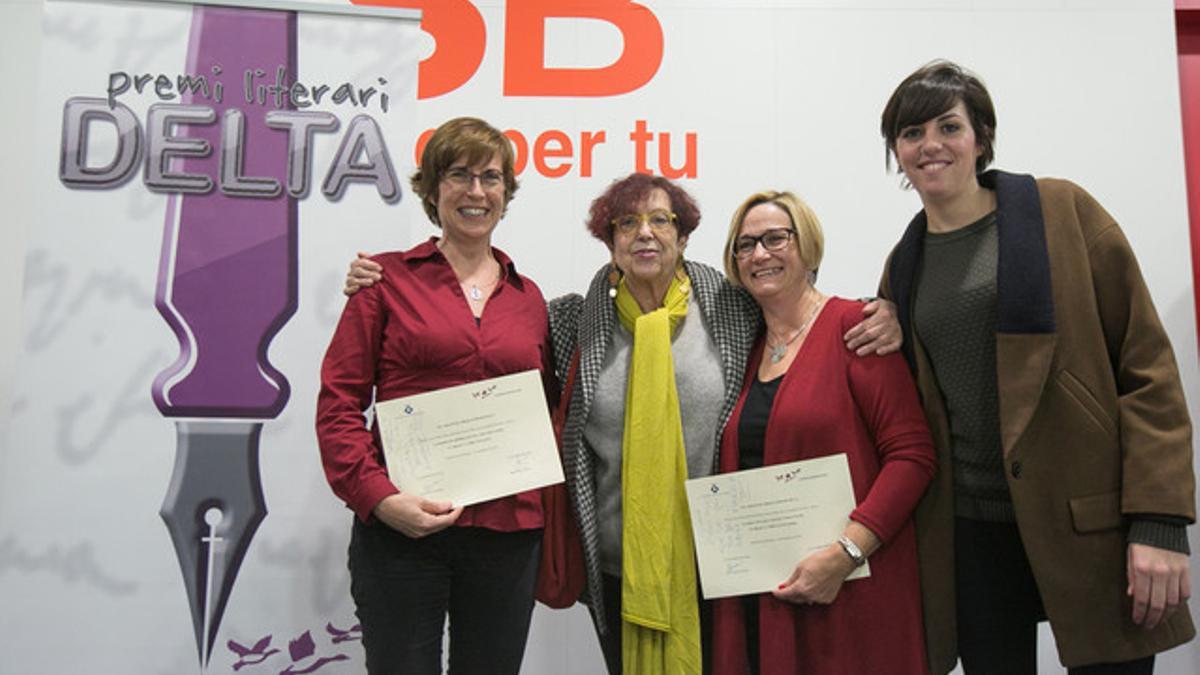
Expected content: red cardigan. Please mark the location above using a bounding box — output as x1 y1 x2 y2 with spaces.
712 297 935 675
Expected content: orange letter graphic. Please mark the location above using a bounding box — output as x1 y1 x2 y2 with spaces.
504 0 664 96
351 0 485 99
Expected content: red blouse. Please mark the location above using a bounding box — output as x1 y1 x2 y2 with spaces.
316 238 554 531
712 297 936 675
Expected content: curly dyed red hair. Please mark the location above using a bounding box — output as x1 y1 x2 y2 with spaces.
585 173 701 248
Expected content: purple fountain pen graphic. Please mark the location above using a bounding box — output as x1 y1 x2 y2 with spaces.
152 6 297 666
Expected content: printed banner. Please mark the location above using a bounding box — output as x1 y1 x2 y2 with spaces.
6 1 419 672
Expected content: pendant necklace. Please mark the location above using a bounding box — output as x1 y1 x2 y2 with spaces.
767 294 824 364
466 267 500 302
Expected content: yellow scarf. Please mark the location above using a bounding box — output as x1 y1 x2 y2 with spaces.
615 273 702 675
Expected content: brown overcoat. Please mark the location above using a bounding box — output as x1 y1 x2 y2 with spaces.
881 171 1196 673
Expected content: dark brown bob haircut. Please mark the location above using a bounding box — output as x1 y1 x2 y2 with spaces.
585 173 701 247
410 117 519 226
880 60 997 174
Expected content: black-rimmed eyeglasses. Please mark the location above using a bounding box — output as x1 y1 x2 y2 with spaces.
732 228 794 259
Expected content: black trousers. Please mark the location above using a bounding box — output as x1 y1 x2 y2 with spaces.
595 573 712 675
348 520 541 675
954 517 1155 675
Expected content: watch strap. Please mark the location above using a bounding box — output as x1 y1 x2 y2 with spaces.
838 535 867 567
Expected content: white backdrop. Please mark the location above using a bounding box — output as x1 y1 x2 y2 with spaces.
1 0 1198 673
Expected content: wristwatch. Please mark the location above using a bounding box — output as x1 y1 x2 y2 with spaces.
837 535 867 567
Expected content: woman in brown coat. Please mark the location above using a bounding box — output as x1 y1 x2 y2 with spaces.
879 60 1195 675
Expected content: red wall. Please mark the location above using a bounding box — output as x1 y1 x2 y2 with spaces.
1180 3 1200 353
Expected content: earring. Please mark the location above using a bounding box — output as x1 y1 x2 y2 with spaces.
607 264 621 299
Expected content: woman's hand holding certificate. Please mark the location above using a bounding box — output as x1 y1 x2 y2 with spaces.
371 493 463 538
774 543 858 605
773 521 880 605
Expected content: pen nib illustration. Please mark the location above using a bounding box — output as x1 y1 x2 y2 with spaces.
160 421 267 666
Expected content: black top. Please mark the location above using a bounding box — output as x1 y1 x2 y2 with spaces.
737 374 782 471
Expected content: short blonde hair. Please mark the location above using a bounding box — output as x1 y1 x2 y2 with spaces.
722 190 824 287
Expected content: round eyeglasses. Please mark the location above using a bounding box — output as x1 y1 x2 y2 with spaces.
612 209 677 234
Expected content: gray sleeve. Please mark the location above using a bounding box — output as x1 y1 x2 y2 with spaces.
1127 516 1191 555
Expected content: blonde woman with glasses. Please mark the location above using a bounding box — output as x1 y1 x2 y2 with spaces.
709 190 936 675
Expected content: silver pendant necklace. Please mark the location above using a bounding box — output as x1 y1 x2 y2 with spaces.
766 295 824 364
768 337 799 364
465 268 500 303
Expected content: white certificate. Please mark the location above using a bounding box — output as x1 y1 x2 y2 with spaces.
374 369 563 506
685 453 869 599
